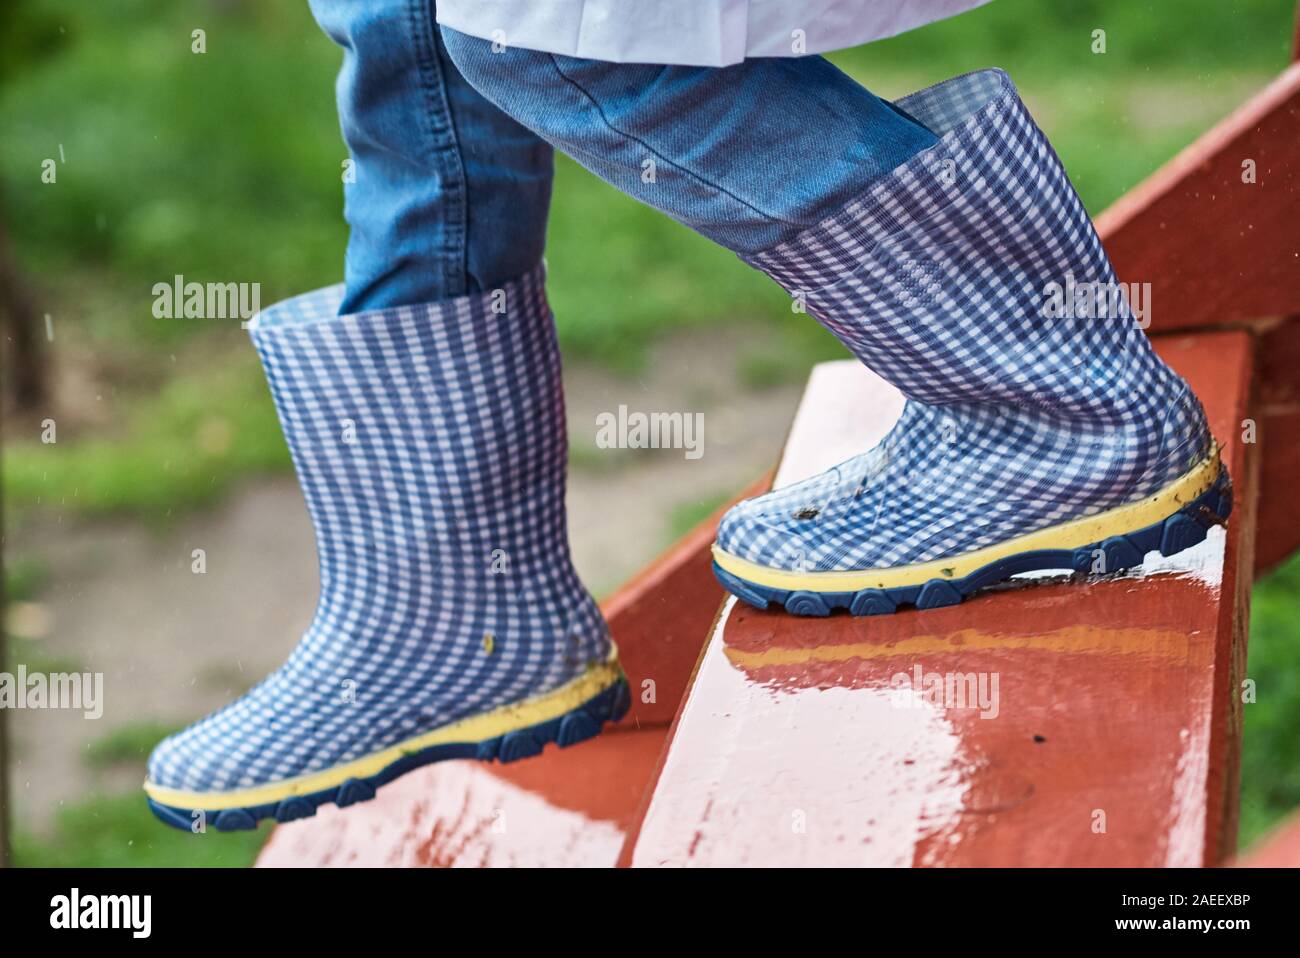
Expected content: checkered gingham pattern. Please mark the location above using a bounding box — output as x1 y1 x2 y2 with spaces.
718 69 1211 573
148 263 610 792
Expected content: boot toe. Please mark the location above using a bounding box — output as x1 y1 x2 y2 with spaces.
146 720 221 794
146 705 270 795
716 491 825 572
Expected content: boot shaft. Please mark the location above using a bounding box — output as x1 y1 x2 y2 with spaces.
746 69 1179 430
249 264 572 583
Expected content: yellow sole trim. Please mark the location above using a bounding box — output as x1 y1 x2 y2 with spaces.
713 446 1221 593
144 646 625 811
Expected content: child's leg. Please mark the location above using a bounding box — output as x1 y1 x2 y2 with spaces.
312 0 554 310
441 31 937 255
442 34 1224 616
144 2 628 831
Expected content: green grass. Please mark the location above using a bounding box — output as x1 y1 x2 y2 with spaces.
12 721 265 867
8 635 82 675
82 721 183 770
6 560 76 673
13 791 268 867
737 322 852 390
4 350 290 521
1239 551 1300 851
4 558 48 602
667 491 736 541
1 1 346 302
830 0 1295 75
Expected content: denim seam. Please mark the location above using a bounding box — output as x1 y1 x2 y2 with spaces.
542 53 802 231
410 0 468 298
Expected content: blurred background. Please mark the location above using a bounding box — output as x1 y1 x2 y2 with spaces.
2 0 1298 866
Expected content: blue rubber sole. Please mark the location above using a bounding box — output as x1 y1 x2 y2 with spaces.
147 677 632 833
714 467 1233 617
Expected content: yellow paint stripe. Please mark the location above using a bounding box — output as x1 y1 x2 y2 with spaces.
722 625 1194 671
144 647 625 811
714 447 1220 593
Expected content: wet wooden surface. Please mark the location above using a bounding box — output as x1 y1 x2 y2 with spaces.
256 727 666 867
620 331 1257 867
606 474 771 727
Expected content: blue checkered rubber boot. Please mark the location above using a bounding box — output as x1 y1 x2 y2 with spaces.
712 69 1231 616
145 264 628 831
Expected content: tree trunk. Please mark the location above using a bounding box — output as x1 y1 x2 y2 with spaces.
0 200 47 412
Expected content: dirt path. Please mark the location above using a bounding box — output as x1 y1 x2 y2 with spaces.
7 326 804 833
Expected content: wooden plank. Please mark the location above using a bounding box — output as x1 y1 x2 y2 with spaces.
621 330 1256 867
605 474 771 727
256 726 667 867
1094 63 1300 334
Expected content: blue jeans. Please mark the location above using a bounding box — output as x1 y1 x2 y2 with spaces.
310 0 554 312
309 0 936 311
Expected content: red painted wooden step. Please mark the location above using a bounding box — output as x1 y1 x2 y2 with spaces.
256 728 666 867
619 330 1257 868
